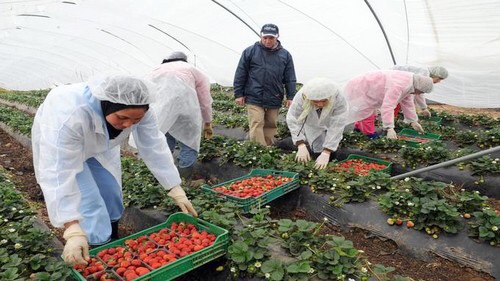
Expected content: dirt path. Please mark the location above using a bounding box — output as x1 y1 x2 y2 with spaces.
428 104 500 118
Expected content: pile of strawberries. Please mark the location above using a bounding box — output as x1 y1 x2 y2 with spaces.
333 159 388 176
74 222 217 281
212 174 293 198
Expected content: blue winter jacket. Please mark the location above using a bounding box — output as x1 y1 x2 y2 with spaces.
233 41 297 109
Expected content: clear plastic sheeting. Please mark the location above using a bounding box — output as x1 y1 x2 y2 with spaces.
0 0 499 108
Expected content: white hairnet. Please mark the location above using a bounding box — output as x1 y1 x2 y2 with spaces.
428 66 449 79
167 51 188 61
301 77 340 100
88 75 157 105
413 75 434 93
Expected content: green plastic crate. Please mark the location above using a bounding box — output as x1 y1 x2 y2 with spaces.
201 169 299 213
71 212 229 281
334 154 392 175
398 128 441 147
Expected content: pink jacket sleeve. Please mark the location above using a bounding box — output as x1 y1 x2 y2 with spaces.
400 95 418 123
413 94 427 109
191 68 212 123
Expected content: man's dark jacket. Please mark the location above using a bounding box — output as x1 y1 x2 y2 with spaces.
233 41 297 109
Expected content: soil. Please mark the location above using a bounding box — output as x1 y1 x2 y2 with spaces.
0 127 495 281
428 104 500 118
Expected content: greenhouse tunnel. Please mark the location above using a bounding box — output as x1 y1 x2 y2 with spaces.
0 1 499 281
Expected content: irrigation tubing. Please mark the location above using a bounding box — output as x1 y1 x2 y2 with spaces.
391 145 500 180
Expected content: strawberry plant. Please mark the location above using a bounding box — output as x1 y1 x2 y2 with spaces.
276 121 290 139
467 207 500 246
213 111 249 130
212 99 246 114
456 114 477 127
0 89 48 107
379 178 462 237
364 138 404 153
399 142 450 168
339 130 370 148
121 157 167 208
434 110 456 123
199 135 236 161
0 105 34 136
0 168 72 280
476 128 500 148
276 154 316 185
454 130 479 146
468 156 500 176
220 141 282 169
452 189 488 215
436 125 457 140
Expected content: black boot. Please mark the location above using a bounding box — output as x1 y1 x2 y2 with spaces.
111 220 119 240
178 166 193 181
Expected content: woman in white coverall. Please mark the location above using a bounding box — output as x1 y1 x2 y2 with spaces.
286 78 348 170
31 75 197 266
148 51 213 179
344 70 433 139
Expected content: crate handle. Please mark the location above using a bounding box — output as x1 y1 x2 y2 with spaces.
196 219 213 231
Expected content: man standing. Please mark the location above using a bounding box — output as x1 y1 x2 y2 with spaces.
234 23 297 146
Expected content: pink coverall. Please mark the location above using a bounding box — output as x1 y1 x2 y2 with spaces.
344 70 418 135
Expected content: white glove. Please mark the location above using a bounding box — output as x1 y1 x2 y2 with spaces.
62 223 89 265
386 128 397 139
295 144 311 163
420 108 431 118
411 122 425 133
314 152 331 170
168 186 198 217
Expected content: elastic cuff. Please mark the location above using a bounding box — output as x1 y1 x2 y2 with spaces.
295 140 306 146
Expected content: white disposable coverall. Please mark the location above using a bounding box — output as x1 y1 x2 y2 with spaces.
148 61 212 152
286 89 349 153
32 83 180 244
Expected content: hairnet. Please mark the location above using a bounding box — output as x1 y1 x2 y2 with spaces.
413 75 434 93
301 77 340 100
167 51 188 61
298 78 339 122
88 75 157 105
428 66 448 79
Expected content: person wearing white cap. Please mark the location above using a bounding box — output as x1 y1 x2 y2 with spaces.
392 65 449 118
234 23 297 146
344 70 433 139
32 75 197 266
286 78 348 169
145 51 213 180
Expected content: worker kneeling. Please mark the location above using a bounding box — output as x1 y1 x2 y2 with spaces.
286 78 348 170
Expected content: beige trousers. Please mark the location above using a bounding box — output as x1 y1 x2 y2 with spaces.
246 104 279 146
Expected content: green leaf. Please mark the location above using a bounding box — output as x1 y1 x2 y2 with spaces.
262 259 285 280
286 261 311 273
